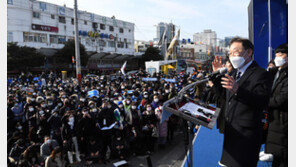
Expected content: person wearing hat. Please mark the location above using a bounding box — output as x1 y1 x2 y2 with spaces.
260 43 288 167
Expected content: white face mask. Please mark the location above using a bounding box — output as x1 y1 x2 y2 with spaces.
118 97 123 101
230 56 245 69
274 57 286 67
126 100 131 104
118 104 123 108
132 106 137 110
147 107 152 111
107 105 112 109
29 108 34 112
144 95 148 98
92 109 97 112
154 99 159 103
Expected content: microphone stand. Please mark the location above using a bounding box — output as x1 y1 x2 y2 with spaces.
164 77 221 167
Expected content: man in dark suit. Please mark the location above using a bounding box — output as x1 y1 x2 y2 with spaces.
212 37 272 167
260 43 288 167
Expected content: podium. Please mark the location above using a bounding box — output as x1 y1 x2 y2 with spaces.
163 78 221 167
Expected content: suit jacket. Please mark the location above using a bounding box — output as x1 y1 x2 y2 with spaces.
215 61 272 167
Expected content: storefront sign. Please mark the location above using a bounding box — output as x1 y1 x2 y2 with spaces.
32 24 58 33
78 30 114 39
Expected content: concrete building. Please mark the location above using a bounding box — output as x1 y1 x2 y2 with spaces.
193 29 217 47
7 0 135 57
179 43 209 62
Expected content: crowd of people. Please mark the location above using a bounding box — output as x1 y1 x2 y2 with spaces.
7 69 210 166
7 39 288 167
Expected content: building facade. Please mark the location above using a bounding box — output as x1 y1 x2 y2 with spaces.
193 29 217 47
7 0 135 56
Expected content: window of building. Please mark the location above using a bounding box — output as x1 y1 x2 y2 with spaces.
117 42 124 48
7 0 13 5
109 26 114 32
99 39 106 47
23 32 47 43
64 25 66 30
50 35 66 44
119 28 124 33
84 20 87 25
33 11 40 19
51 14 55 19
100 24 105 30
59 16 66 24
108 41 115 48
92 22 98 29
129 29 131 33
7 32 13 42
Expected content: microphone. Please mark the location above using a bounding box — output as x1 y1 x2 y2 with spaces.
206 67 228 79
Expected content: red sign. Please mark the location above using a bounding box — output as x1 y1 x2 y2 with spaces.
72 56 75 64
32 24 58 33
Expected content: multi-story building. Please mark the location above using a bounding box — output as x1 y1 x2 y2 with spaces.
193 29 217 47
179 43 209 62
7 0 135 57
156 22 175 43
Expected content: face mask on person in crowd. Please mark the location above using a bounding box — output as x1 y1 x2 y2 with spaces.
41 104 47 108
92 108 97 112
144 95 148 98
165 89 170 93
132 105 137 110
17 126 22 130
90 105 94 108
147 107 152 111
121 86 125 89
274 57 286 67
107 105 112 109
118 104 123 108
154 98 159 103
126 100 131 105
58 103 62 107
118 97 123 101
29 107 34 112
80 98 85 102
48 101 53 106
114 100 118 104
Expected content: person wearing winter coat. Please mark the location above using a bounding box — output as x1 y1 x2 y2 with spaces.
260 44 288 167
61 113 81 164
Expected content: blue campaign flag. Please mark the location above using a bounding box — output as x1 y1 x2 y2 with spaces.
88 89 99 98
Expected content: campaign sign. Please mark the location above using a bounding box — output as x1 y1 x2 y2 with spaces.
142 78 157 82
88 89 99 98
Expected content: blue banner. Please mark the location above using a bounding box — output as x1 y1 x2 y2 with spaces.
142 78 158 82
161 78 176 83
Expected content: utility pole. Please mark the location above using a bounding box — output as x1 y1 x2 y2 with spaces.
74 0 82 84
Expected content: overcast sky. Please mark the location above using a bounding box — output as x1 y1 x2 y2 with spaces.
41 0 250 41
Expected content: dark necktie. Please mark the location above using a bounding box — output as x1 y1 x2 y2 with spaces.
272 70 280 89
236 71 242 81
